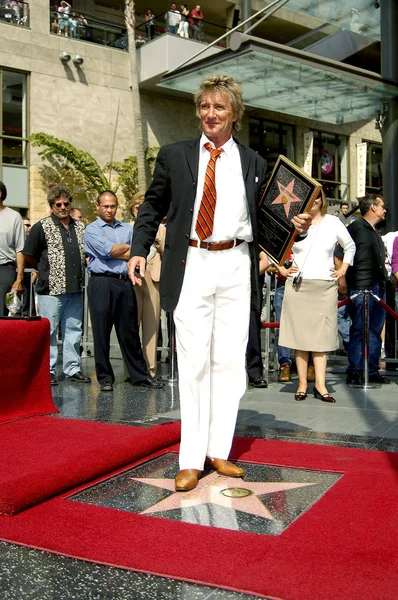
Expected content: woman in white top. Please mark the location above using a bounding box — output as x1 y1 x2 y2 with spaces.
279 189 356 402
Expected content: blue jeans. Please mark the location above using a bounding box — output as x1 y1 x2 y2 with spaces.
347 284 386 376
37 293 83 376
168 25 178 34
273 284 292 366
337 303 351 345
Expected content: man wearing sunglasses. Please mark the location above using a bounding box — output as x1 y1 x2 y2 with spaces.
22 185 91 386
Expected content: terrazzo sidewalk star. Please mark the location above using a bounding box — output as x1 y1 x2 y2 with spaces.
132 471 315 519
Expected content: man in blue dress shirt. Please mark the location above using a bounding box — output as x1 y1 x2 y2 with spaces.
84 190 163 392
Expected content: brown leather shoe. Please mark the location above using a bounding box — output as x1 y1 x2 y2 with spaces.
175 469 202 492
205 457 245 478
307 365 315 382
279 364 291 382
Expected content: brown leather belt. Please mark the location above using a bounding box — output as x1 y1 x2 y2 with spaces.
188 238 244 251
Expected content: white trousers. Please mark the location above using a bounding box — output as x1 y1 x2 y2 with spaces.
174 242 251 470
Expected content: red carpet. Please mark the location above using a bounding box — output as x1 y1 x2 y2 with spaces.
0 435 397 599
0 319 58 424
0 417 180 515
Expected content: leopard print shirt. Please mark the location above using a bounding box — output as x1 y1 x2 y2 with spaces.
40 217 85 295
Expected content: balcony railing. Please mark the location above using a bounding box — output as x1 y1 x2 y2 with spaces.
49 8 229 51
0 1 29 28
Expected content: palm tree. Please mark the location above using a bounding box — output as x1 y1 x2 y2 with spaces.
30 132 140 222
125 0 147 194
30 133 109 193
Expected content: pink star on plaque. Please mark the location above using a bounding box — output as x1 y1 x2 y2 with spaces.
272 179 302 219
131 471 315 520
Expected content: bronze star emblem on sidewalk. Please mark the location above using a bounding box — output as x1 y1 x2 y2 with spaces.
131 471 315 520
272 179 302 218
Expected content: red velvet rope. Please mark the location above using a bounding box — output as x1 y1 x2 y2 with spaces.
374 296 398 321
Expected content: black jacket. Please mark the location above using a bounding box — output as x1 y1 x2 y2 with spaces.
130 137 268 312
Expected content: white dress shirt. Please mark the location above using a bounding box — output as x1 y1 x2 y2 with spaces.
190 134 253 243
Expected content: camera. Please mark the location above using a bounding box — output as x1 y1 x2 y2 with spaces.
292 271 303 289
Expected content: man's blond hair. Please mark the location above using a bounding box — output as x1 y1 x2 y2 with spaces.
194 74 244 134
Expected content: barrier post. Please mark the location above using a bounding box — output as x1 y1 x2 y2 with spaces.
348 290 380 389
167 317 177 384
81 270 91 357
262 274 272 373
363 290 370 388
27 269 37 318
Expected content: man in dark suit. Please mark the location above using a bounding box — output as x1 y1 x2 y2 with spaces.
129 75 311 491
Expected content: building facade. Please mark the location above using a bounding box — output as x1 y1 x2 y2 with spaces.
0 0 391 222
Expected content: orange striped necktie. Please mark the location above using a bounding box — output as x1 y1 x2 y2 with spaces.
195 142 224 241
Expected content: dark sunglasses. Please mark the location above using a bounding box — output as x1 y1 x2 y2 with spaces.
54 201 70 208
25 223 31 228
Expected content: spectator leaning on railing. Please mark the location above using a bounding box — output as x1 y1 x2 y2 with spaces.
144 8 155 40
68 11 78 38
189 4 203 39
165 2 180 34
77 12 87 39
178 4 189 38
57 1 71 36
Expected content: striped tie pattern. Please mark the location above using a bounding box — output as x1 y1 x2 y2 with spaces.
195 143 224 241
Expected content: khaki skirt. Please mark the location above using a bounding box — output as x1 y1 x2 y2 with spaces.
279 278 339 352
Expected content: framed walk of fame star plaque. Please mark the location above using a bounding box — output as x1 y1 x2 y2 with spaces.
258 155 321 265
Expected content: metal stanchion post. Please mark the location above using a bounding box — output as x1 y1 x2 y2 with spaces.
363 290 370 388
349 290 380 389
262 274 272 373
27 269 37 318
167 317 178 384
81 270 91 357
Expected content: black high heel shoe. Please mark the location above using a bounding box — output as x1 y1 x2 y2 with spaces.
295 388 308 401
313 386 336 403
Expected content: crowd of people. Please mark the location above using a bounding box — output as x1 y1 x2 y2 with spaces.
51 2 87 39
1 188 397 398
0 0 26 26
164 3 204 40
1 74 398 491
47 2 208 49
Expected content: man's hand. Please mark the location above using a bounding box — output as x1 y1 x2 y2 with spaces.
291 213 312 235
11 280 24 295
128 256 146 286
279 264 299 278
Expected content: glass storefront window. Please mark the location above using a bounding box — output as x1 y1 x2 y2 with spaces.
2 138 26 165
365 142 382 193
249 118 294 173
311 131 349 203
2 71 26 139
0 69 28 208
